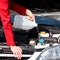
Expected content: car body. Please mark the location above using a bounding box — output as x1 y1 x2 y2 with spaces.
0 0 60 60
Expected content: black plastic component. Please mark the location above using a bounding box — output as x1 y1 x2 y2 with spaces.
43 37 58 43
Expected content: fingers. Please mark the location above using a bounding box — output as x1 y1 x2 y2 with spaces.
14 49 22 59
10 46 22 59
13 51 22 59
27 15 35 21
27 16 33 21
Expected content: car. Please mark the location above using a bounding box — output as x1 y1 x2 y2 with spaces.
0 0 60 60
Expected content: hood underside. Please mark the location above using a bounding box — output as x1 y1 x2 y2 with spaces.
13 0 60 12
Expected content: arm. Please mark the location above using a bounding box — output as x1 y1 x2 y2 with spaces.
9 2 35 20
9 2 26 15
0 0 22 59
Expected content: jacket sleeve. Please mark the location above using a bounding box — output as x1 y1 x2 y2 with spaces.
0 0 15 46
9 2 26 15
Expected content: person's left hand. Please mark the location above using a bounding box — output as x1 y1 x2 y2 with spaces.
10 46 22 59
26 9 35 21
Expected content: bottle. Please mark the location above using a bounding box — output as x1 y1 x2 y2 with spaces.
39 38 45 45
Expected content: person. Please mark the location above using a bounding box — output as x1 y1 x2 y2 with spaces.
0 0 35 59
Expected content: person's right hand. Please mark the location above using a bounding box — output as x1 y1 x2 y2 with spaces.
26 9 35 21
10 46 22 59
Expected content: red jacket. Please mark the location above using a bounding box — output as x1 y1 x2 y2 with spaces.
0 0 26 46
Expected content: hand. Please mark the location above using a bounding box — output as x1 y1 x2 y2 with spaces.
26 9 35 21
10 46 22 59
